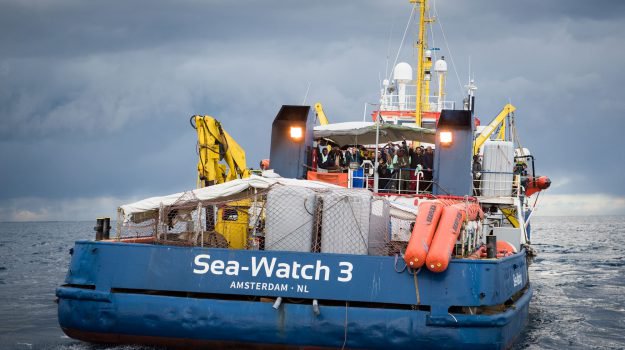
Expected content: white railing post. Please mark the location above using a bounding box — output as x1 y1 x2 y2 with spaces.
415 170 423 194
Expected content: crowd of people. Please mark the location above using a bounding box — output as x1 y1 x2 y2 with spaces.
314 140 530 196
318 144 371 170
317 139 435 193
377 140 434 192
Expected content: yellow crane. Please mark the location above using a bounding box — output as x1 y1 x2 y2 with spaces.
314 102 329 126
190 115 252 249
191 115 251 187
473 103 516 155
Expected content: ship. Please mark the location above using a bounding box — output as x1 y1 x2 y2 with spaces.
56 1 551 349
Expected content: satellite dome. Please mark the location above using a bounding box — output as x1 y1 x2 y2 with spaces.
434 57 447 72
393 62 413 81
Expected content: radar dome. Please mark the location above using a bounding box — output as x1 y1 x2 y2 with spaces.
393 62 413 81
434 57 447 72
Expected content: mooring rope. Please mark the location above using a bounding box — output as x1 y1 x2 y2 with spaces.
413 270 421 305
341 301 349 350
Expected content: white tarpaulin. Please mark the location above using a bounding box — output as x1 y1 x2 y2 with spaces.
118 175 340 223
314 121 436 145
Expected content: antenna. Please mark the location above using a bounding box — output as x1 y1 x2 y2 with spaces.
388 3 416 83
385 24 394 81
302 82 312 105
432 0 464 98
468 55 471 84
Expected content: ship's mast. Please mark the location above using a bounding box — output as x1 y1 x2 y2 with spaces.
411 0 432 127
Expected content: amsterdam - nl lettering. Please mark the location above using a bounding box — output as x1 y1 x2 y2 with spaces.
193 255 353 283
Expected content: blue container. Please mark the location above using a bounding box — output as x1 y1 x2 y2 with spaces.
352 168 364 188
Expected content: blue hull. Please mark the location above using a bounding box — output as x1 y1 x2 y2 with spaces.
57 241 531 349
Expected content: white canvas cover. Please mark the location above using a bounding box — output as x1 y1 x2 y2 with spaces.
118 175 340 223
313 122 436 145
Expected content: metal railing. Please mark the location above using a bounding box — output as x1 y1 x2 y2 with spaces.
351 167 433 195
349 167 523 198
378 91 456 112
314 165 523 198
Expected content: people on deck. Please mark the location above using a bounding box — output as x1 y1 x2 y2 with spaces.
514 161 528 176
410 146 425 192
319 147 342 171
313 139 438 194
423 146 434 191
377 155 391 192
332 147 344 169
409 146 424 169
319 148 331 169
396 148 410 193
472 154 482 196
345 147 361 166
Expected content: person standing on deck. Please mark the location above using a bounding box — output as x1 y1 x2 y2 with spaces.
332 147 344 169
319 148 330 169
377 155 391 192
472 155 482 196
396 148 410 193
410 146 425 192
345 147 361 165
423 146 434 191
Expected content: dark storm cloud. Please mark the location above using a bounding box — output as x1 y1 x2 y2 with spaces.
1 0 624 220
0 1 396 59
456 1 625 22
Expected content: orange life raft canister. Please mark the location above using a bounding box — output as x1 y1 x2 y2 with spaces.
425 202 483 273
404 201 444 268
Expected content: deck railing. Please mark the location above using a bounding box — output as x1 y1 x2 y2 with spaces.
378 91 456 112
349 168 522 199
471 172 522 198
350 167 433 195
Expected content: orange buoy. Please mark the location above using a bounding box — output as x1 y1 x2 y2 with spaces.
404 201 444 268
469 240 517 260
496 240 517 255
260 159 270 170
468 245 486 259
425 204 467 273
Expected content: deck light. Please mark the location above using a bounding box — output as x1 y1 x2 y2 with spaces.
440 131 453 146
290 126 303 140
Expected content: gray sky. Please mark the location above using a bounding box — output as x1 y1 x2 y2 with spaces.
1 0 624 220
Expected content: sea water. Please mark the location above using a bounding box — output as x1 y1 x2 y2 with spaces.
1 217 624 350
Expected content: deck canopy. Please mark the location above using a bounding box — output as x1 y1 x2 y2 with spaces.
313 122 436 145
119 175 340 223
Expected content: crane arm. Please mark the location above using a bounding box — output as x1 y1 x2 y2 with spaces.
314 102 330 125
192 115 250 187
473 103 516 155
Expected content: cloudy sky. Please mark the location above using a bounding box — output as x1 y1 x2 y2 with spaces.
1 0 624 221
